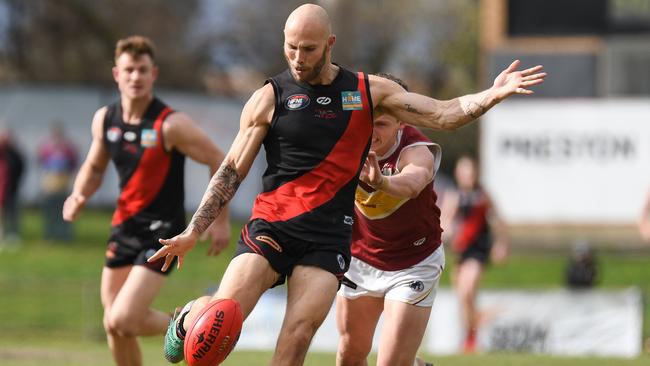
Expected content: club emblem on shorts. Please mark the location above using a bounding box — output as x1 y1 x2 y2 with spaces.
316 96 331 105
343 215 354 225
341 91 363 110
337 254 346 270
141 128 157 148
107 127 122 142
285 94 310 110
105 241 118 259
413 237 426 246
409 280 424 292
255 235 283 252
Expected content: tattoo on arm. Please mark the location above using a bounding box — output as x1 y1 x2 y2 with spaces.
405 103 425 115
461 101 487 119
188 163 241 234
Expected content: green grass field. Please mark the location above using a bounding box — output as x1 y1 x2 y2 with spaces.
1 209 649 365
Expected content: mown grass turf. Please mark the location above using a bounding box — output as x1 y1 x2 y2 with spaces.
1 209 648 365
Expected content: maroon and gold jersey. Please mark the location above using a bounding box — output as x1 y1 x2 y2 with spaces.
102 98 186 231
250 67 374 244
352 126 443 271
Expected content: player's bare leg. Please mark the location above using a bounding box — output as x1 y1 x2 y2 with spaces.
455 258 483 352
272 265 339 366
335 295 383 366
181 253 279 332
101 266 168 366
375 299 431 366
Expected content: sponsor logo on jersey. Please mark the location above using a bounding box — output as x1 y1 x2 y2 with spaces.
124 131 137 142
341 91 363 110
314 108 337 119
413 237 426 246
141 128 157 148
409 280 424 292
285 94 310 110
381 163 396 176
343 215 354 225
123 143 139 154
337 254 346 270
316 96 331 105
107 127 122 142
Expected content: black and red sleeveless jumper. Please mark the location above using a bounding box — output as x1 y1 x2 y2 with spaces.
250 67 374 245
102 97 186 233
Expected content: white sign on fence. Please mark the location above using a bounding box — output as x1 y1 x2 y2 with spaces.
480 100 650 224
236 287 642 358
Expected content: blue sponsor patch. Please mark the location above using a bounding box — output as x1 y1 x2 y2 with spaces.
285 94 310 110
341 91 363 110
141 129 157 148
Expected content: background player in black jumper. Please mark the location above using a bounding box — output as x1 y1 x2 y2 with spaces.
149 4 545 366
62 35 230 366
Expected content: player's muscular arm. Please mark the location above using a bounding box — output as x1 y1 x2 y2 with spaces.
373 60 545 130
185 85 274 236
163 113 225 174
63 108 110 221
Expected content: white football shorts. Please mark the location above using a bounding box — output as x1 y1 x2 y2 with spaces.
338 245 445 307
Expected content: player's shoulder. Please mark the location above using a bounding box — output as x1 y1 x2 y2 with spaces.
244 83 275 125
367 73 404 102
91 106 109 128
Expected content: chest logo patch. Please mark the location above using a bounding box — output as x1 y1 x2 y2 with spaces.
341 91 363 110
285 94 310 110
124 131 137 142
107 127 122 143
316 96 331 105
141 129 157 148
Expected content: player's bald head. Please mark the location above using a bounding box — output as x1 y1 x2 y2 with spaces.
284 3 332 40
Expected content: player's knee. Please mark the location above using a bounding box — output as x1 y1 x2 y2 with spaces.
106 310 140 337
337 334 370 364
282 319 319 353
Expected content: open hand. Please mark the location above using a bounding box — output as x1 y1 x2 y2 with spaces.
360 151 383 188
148 230 199 272
492 60 546 101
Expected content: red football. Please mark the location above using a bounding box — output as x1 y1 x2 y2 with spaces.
184 298 243 366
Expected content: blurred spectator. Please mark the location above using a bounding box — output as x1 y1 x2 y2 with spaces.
0 126 25 250
38 121 78 242
565 239 598 288
440 155 509 353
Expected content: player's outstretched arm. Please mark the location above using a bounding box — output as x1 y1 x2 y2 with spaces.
62 108 110 222
148 84 275 271
163 113 231 256
373 60 545 130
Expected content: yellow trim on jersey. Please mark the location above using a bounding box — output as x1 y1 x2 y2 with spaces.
355 185 410 220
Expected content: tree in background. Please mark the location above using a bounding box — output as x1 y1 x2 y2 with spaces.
0 0 480 168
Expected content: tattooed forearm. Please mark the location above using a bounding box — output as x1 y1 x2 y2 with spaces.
405 103 425 115
461 100 487 119
187 163 241 234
